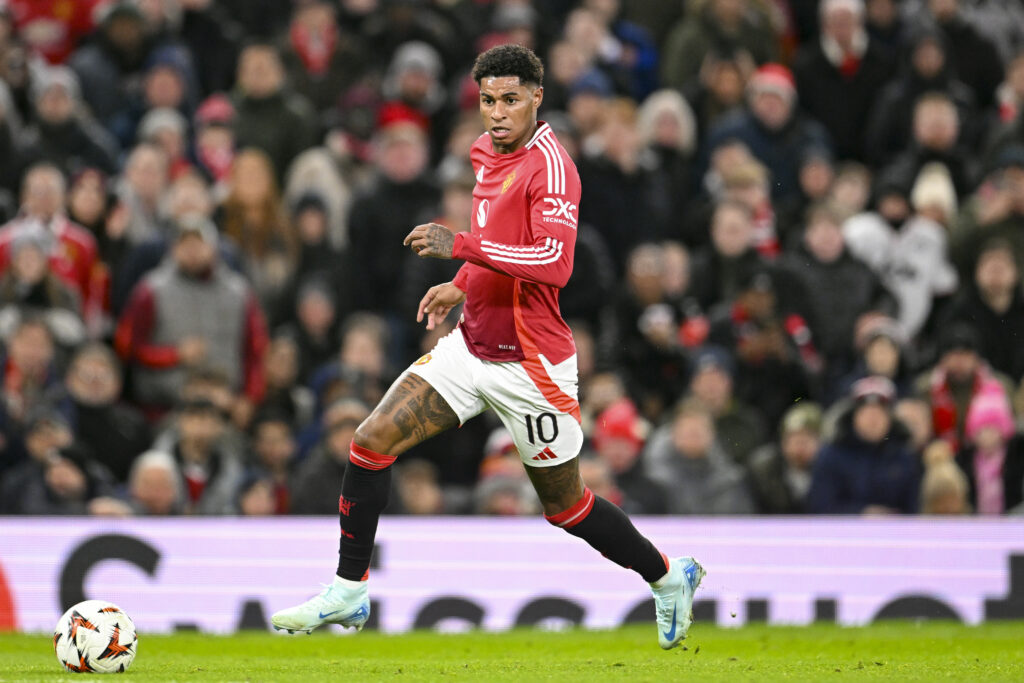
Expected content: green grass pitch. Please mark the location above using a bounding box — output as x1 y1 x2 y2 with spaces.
2 622 1022 682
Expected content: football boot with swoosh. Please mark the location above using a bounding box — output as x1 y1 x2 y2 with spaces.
271 578 370 635
650 556 705 650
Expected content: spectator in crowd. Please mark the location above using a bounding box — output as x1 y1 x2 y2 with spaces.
896 397 936 455
284 142 353 245
941 238 1024 382
579 98 674 267
915 0 1004 108
109 48 195 150
381 41 453 158
259 333 314 431
708 267 817 429
0 163 103 329
69 2 162 132
25 66 119 176
231 43 318 179
660 0 777 92
951 146 1024 280
703 64 832 202
589 397 668 514
0 411 115 515
221 148 297 319
636 89 697 226
781 201 894 380
565 68 614 142
118 143 170 245
748 402 824 513
0 317 60 468
844 169 959 340
883 92 977 199
191 94 237 193
682 50 751 142
865 0 906 50
126 449 183 515
115 215 268 419
915 323 1014 451
392 459 447 514
347 117 439 320
236 474 279 515
151 397 245 515
955 390 1024 514
0 222 84 349
53 343 150 483
279 2 367 115
828 161 873 217
686 345 767 466
865 26 976 167
775 148 836 245
808 376 920 514
689 199 763 311
609 244 691 419
793 0 895 161
137 108 192 180
644 399 756 515
836 316 914 402
290 398 369 515
67 169 114 259
919 453 971 515
250 412 298 515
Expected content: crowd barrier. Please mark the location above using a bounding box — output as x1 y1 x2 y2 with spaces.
2 517 1022 633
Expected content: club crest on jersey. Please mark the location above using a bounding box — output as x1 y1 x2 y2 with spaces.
413 353 432 366
477 199 490 227
542 197 578 228
501 171 516 194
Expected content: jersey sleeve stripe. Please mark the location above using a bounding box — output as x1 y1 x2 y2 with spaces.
537 133 565 195
480 239 562 260
480 239 549 253
484 242 564 265
535 137 555 194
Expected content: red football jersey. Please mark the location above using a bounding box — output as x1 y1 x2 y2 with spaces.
452 122 580 364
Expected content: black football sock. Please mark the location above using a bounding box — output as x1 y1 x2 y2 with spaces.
336 442 395 581
546 487 669 583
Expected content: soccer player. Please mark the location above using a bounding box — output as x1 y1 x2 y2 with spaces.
271 44 704 649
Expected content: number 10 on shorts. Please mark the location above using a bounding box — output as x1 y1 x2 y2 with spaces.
524 412 559 445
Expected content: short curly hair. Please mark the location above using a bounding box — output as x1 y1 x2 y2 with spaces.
471 44 543 87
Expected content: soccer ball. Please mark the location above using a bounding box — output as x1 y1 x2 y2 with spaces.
53 600 138 674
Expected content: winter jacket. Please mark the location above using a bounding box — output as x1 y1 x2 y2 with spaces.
644 426 756 515
807 415 920 514
941 287 1024 382
792 36 895 161
780 246 895 363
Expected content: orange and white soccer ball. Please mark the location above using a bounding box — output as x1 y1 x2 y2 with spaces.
53 600 138 674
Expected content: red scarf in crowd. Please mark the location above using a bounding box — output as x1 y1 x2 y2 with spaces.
289 21 338 76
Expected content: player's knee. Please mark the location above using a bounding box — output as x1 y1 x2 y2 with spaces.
352 414 399 455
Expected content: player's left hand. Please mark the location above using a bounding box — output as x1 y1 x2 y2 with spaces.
404 223 455 259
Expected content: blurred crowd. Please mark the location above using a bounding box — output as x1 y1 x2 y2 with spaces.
1 0 1024 518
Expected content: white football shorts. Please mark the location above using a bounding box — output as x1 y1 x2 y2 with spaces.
407 327 584 467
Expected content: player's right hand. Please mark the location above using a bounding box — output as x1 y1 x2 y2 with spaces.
417 282 466 330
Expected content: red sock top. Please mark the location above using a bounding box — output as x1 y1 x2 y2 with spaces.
545 487 595 528
349 442 396 471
